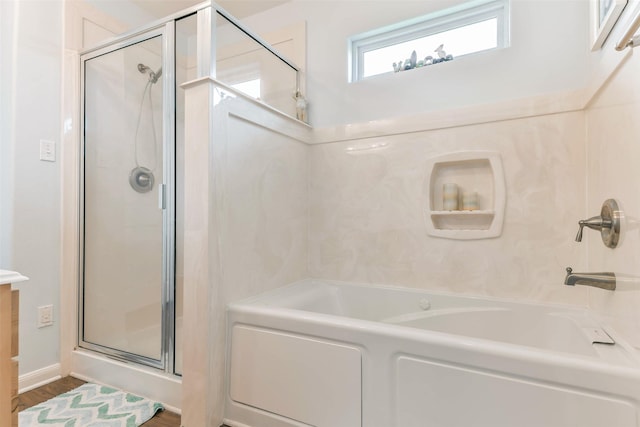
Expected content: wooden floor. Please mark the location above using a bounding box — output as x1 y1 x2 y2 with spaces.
17 376 181 426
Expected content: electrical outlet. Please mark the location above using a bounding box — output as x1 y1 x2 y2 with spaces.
39 139 56 162
38 305 54 328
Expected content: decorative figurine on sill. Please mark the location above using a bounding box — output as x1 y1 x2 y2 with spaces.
409 50 417 68
293 90 308 123
392 46 454 73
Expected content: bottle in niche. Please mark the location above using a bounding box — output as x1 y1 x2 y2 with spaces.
443 183 459 211
462 191 479 211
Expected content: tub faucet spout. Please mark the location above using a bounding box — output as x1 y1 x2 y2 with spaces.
564 267 616 291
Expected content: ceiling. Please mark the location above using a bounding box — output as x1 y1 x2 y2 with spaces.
131 0 290 20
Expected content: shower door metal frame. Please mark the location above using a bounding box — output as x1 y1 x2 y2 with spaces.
78 22 176 373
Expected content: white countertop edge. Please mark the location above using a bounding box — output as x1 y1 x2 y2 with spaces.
0 269 29 285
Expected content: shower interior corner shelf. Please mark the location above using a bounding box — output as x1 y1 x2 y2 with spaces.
425 151 506 240
430 210 495 216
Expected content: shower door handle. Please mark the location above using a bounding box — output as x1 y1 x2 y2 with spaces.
158 184 166 210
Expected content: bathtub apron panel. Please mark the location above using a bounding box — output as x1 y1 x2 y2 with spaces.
229 325 362 427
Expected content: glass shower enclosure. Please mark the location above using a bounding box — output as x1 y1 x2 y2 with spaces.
79 3 300 375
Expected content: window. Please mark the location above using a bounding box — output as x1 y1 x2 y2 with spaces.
349 0 510 81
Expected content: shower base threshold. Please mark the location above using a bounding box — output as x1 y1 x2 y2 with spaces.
70 349 181 412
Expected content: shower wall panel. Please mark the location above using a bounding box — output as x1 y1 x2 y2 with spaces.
586 50 640 348
309 112 587 305
181 79 310 425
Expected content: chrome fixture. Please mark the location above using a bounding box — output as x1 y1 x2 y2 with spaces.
129 166 154 193
564 267 616 291
138 63 162 84
575 199 621 248
129 62 161 193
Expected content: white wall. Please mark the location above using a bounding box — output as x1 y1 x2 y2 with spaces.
0 0 64 376
0 1 16 267
80 0 155 36
242 0 591 127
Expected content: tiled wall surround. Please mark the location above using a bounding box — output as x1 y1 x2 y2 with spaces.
586 49 640 347
309 112 587 305
302 50 640 350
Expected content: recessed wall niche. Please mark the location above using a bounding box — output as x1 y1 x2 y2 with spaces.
425 151 506 240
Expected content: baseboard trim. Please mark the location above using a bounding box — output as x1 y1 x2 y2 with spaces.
19 363 62 394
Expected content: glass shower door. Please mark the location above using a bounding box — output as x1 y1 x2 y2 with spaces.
80 26 175 370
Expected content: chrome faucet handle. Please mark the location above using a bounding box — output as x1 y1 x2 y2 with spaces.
574 199 621 248
575 216 611 242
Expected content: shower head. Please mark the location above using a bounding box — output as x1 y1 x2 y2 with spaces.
150 67 162 84
137 63 162 84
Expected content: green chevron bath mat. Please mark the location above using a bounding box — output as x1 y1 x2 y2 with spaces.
19 383 163 426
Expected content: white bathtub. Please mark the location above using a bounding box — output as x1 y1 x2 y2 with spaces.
224 280 640 427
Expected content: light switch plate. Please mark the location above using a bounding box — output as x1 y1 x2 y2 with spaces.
39 139 56 162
